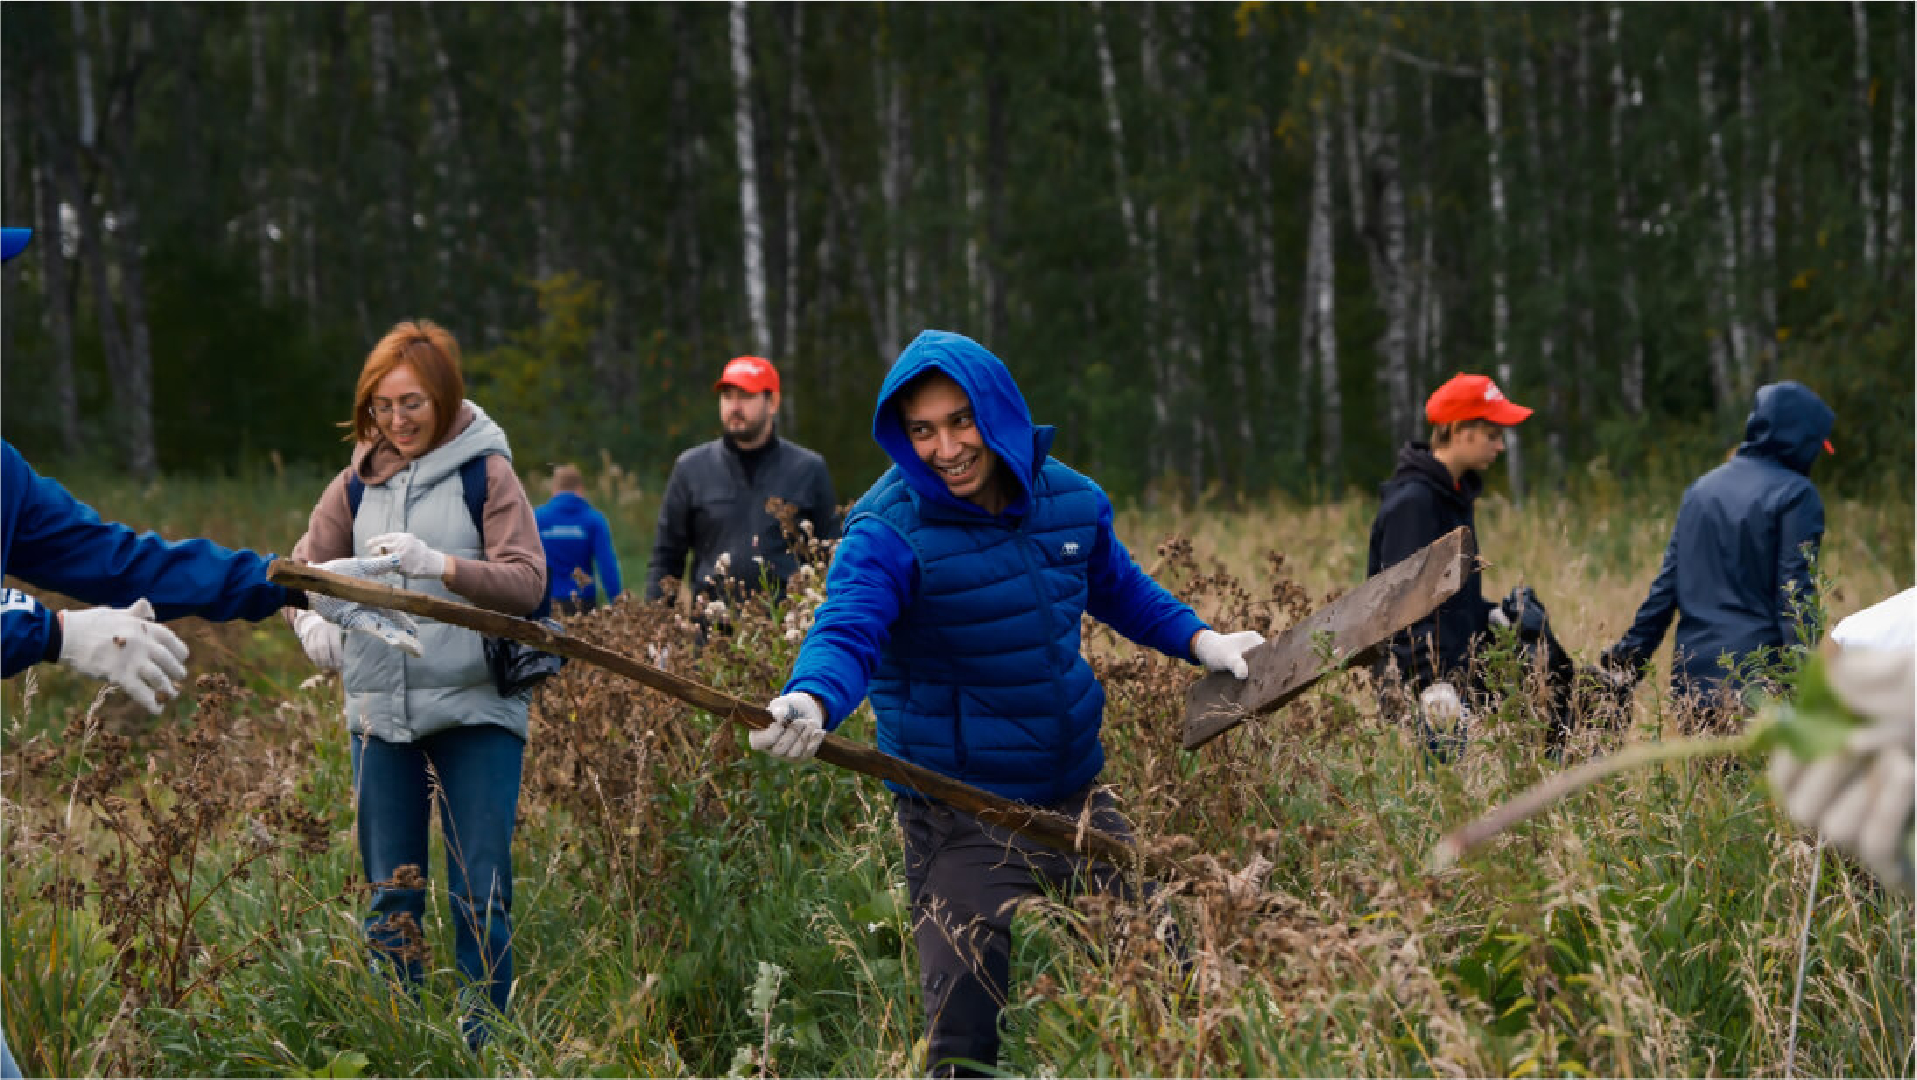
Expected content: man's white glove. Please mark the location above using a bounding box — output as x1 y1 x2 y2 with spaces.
305 554 423 657
294 609 345 671
1488 606 1512 630
58 599 190 715
1192 629 1266 680
1769 647 1915 891
750 693 826 761
365 532 448 579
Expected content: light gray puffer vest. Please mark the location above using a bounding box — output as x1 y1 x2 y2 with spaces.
343 403 529 743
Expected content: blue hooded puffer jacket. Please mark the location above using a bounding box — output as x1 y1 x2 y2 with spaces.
1610 381 1834 692
783 330 1206 804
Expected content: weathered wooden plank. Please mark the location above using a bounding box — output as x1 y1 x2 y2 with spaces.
1182 526 1473 750
271 561 1179 878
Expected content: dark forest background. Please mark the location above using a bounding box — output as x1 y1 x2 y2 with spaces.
2 3 1911 504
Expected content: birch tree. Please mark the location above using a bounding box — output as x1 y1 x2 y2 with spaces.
1853 1 1878 273
1608 4 1646 415
731 0 771 358
1482 28 1521 503
1302 95 1340 485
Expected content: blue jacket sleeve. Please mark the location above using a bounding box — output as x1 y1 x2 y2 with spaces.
782 516 916 729
593 510 624 601
2 445 296 629
1774 484 1825 647
1610 524 1682 668
1 589 57 677
1084 491 1207 661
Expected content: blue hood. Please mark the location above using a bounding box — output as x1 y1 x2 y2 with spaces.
873 330 1055 518
1738 381 1834 475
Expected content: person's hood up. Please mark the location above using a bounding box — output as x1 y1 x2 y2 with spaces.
351 401 512 485
1737 381 1834 475
872 330 1053 518
1384 441 1481 508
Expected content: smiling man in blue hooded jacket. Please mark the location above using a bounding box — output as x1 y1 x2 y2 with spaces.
746 329 1263 1076
1603 380 1836 712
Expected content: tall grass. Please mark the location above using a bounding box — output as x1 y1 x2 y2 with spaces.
2 471 1909 1076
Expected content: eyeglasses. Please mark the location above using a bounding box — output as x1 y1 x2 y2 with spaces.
368 394 430 420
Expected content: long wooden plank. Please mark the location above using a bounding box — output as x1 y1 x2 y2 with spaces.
270 562 1179 879
1181 526 1473 750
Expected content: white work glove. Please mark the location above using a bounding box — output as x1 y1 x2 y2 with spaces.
57 599 190 715
1418 681 1472 763
1192 629 1265 680
750 692 827 761
1769 648 1915 891
306 553 423 657
365 532 448 580
1488 606 1512 630
293 609 345 672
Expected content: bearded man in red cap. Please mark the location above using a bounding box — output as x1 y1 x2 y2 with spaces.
645 356 839 607
1366 373 1547 761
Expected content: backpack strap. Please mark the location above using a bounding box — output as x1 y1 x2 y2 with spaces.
347 455 550 619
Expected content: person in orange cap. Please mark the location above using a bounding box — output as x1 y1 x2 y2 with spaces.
1365 373 1538 762
645 356 839 608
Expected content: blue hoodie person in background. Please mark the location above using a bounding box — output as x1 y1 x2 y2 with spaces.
1604 381 1836 712
745 330 1265 1077
535 464 623 614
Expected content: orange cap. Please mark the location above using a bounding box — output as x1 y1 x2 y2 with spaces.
714 355 779 395
1425 374 1533 426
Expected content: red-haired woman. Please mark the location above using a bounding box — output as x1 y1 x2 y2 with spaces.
289 319 546 1045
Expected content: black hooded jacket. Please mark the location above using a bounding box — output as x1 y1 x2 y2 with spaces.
1366 443 1491 691
1607 381 1833 692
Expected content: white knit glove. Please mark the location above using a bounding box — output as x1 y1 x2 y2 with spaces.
58 599 190 715
304 553 423 656
1192 629 1266 679
750 693 827 761
293 609 345 671
1769 647 1915 891
365 532 448 579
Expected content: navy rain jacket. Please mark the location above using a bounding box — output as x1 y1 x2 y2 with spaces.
1 440 297 676
782 330 1207 803
1608 381 1834 692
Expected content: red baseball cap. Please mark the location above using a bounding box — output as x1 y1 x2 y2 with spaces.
1425 373 1533 426
714 355 780 395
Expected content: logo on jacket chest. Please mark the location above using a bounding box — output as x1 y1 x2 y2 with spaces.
1060 540 1081 559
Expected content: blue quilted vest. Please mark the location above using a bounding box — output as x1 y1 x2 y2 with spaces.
855 458 1108 804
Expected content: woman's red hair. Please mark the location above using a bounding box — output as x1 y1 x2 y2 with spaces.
348 320 466 447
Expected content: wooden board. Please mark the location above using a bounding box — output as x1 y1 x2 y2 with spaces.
1181 526 1473 750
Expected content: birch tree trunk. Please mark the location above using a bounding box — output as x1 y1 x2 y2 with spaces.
1415 70 1441 392
1092 1 1170 484
1482 33 1522 504
730 0 771 358
780 5 802 364
32 157 81 455
1304 97 1341 486
560 0 582 273
1518 47 1563 478
1608 4 1646 415
1700 41 1750 408
1359 67 1414 445
1759 1 1784 383
1854 1 1878 273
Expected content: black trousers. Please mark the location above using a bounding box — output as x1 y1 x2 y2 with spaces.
896 784 1150 1078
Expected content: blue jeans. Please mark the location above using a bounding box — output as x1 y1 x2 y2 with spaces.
351 725 524 1037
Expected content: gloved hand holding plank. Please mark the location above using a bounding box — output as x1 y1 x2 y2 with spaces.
1183 526 1474 750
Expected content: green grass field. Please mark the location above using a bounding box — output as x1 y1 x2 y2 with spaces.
2 469 1910 1077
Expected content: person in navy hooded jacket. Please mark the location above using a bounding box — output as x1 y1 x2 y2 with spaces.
747 330 1264 1076
1603 381 1836 714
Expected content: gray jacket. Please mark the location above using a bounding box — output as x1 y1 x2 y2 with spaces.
344 404 534 742
645 435 839 602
